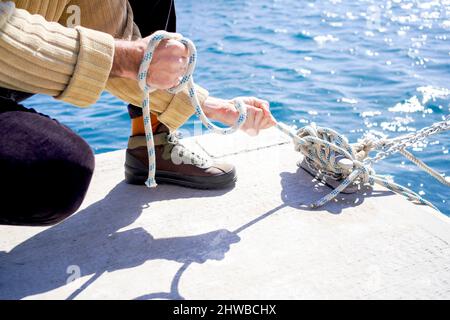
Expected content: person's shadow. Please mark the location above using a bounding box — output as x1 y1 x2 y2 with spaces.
134 167 393 300
0 166 392 300
0 182 239 300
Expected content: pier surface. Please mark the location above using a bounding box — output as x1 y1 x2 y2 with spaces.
1 128 449 300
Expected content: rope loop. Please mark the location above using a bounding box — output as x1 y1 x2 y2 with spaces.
138 31 247 187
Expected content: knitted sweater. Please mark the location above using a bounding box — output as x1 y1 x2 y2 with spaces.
0 0 208 131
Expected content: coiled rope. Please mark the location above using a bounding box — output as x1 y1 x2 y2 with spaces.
277 117 449 210
139 31 449 210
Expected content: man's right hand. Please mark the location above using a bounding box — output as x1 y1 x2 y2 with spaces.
111 32 189 90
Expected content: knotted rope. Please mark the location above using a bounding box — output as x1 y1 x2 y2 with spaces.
277 117 450 210
139 31 449 210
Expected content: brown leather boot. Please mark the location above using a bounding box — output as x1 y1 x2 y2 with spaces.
125 124 237 189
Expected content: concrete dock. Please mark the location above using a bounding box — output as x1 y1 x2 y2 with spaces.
1 128 449 300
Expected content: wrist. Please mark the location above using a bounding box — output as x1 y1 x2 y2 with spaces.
110 39 145 80
202 97 238 126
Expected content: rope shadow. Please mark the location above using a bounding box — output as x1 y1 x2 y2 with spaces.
280 167 394 214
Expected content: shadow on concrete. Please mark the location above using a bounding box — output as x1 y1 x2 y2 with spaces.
0 182 239 300
135 167 394 300
280 167 393 214
0 167 393 300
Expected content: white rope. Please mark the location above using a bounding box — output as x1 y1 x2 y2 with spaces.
399 149 450 187
287 117 449 209
138 31 247 187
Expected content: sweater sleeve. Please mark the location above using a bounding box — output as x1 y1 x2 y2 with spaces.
0 1 114 106
104 9 209 132
106 76 209 131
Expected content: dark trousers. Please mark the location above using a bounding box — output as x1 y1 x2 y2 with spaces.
0 97 95 226
0 0 176 226
127 0 177 120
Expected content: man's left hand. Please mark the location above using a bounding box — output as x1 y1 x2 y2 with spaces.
202 96 277 136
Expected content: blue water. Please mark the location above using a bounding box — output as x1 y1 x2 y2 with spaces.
24 0 449 214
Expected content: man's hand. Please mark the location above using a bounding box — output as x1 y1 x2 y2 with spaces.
202 96 277 136
111 33 189 90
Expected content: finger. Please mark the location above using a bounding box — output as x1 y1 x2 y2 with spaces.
177 66 188 79
147 71 178 89
241 108 255 131
253 100 276 126
243 108 263 136
179 57 189 73
246 98 271 119
255 100 271 118
165 32 184 41
170 74 183 87
161 57 187 73
177 40 190 57
260 116 275 130
165 61 188 77
166 39 189 57
254 97 270 108
253 108 264 135
253 107 264 126
179 56 189 67
245 128 259 136
244 97 269 109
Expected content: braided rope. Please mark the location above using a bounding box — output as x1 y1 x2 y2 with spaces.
286 119 449 210
399 149 450 187
138 31 448 210
138 31 247 187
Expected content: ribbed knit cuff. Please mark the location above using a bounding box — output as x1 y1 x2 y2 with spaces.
158 84 209 131
106 77 145 107
56 26 115 107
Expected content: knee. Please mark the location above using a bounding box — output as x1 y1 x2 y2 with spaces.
0 117 95 226
37 135 95 226
42 131 95 225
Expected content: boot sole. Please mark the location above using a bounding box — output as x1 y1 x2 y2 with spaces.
124 151 237 190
